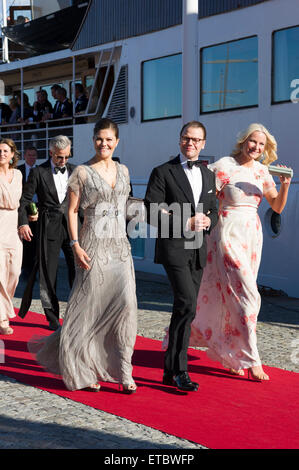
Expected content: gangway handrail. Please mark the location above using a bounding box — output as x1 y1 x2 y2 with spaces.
0 118 74 159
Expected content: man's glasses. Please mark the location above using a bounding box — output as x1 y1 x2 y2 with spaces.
180 137 205 145
55 155 71 160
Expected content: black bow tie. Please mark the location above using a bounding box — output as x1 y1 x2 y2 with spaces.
187 160 201 169
54 166 66 174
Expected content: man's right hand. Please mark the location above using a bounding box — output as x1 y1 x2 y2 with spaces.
28 213 39 222
18 225 33 242
188 213 211 232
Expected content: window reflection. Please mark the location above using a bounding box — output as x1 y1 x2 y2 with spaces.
273 26 299 103
201 36 258 113
142 54 182 121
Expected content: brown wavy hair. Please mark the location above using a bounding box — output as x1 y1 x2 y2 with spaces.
0 138 20 168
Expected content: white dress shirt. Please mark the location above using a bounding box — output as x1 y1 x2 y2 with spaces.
180 154 202 207
51 160 68 204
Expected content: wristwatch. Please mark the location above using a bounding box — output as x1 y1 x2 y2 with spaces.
69 239 78 247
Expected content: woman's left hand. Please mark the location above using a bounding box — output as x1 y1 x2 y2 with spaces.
279 175 291 185
277 164 292 185
73 244 91 270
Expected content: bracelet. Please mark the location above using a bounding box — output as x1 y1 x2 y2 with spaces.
69 239 78 247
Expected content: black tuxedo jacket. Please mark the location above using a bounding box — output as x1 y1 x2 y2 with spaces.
18 159 76 235
144 155 218 268
18 160 78 318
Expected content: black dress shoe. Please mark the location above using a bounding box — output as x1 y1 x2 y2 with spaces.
162 372 174 386
48 320 60 331
173 372 199 392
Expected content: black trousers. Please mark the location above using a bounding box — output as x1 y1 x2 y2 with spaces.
44 221 76 324
21 220 38 275
163 251 203 375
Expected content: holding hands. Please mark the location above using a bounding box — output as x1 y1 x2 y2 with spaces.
188 212 211 232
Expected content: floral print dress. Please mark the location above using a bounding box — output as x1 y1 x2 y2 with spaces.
190 156 276 371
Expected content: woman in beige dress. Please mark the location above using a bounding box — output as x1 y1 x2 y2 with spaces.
190 123 291 381
30 118 138 393
0 138 23 335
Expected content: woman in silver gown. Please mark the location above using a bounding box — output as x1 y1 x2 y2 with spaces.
30 118 138 393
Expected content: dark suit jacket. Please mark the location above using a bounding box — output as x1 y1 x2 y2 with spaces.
53 99 73 120
18 162 38 207
144 155 218 268
18 163 26 183
75 94 88 114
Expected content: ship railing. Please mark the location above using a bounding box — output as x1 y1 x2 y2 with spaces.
0 118 74 160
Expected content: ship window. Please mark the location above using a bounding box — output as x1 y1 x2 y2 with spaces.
264 208 282 238
142 54 182 121
200 36 258 113
272 25 299 103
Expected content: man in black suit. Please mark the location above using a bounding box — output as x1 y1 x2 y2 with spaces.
18 146 39 277
74 83 88 124
52 87 73 122
18 135 76 330
50 84 62 117
74 83 88 114
144 121 218 392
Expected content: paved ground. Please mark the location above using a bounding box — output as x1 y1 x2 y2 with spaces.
0 260 298 450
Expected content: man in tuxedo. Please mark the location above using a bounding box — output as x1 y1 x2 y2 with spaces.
18 135 76 330
18 146 39 277
144 121 218 392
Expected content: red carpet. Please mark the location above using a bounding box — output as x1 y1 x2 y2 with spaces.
0 310 298 449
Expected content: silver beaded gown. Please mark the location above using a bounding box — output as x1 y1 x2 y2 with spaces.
29 163 137 390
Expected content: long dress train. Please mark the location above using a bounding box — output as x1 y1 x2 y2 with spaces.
29 163 137 390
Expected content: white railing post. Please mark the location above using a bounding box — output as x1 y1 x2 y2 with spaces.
2 0 9 63
182 0 199 124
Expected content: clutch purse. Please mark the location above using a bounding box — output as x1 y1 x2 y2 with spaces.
268 165 293 178
126 197 145 222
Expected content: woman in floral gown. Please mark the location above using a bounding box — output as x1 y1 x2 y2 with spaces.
30 119 138 393
190 123 291 380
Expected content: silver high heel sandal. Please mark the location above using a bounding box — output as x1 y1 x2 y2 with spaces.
0 320 13 335
119 383 137 394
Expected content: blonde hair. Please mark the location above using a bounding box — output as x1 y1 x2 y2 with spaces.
0 138 20 168
231 123 277 165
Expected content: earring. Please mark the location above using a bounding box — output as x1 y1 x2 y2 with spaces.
9 159 13 165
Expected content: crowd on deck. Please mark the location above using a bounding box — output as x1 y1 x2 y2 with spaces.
0 83 88 129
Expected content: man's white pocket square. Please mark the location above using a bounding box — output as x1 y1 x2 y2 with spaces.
208 189 213 193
